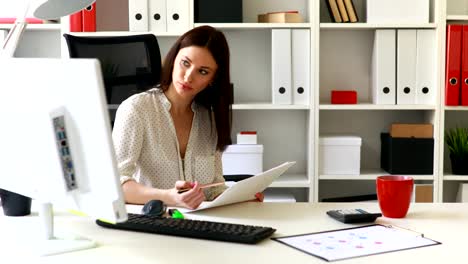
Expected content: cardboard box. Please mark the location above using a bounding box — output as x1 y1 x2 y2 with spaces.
390 123 433 138
380 133 434 174
222 144 263 176
412 184 433 203
258 12 303 23
319 135 362 175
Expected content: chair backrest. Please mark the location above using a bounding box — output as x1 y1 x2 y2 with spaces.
63 34 162 104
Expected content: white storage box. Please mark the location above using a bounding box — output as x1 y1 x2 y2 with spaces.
263 189 296 203
319 135 361 175
222 144 263 175
367 0 429 24
456 183 468 203
236 131 257 144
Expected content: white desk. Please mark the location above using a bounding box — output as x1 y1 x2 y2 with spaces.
1 202 467 263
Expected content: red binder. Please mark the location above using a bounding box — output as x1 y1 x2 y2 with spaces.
445 24 462 106
462 25 468 106
82 3 96 32
69 11 83 32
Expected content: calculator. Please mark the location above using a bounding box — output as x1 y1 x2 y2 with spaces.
326 209 382 223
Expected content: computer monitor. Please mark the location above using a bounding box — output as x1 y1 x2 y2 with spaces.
0 58 127 256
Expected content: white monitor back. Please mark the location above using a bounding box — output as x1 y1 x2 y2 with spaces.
0 58 126 223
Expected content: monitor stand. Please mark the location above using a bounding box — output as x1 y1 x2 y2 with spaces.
34 203 96 256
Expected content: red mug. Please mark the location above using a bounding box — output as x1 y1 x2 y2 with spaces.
376 175 414 218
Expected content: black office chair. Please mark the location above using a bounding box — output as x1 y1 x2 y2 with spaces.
63 34 162 105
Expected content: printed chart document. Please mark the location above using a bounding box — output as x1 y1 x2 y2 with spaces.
273 224 440 262
181 161 296 212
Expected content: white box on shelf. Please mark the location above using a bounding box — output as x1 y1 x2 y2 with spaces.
222 144 263 176
456 183 468 203
237 131 257 144
319 135 362 175
367 0 429 24
263 189 296 203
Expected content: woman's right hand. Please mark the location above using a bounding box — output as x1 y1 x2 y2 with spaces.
167 181 206 209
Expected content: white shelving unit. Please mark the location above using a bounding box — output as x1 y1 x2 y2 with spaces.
0 1 62 58
38 0 467 203
320 23 437 29
0 23 61 30
315 0 446 203
446 15 468 21
194 23 312 29
1 22 62 58
441 0 468 202
319 104 436 110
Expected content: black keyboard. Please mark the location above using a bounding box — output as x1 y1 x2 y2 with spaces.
96 213 276 244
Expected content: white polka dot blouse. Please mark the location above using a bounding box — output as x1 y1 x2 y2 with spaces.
112 88 227 200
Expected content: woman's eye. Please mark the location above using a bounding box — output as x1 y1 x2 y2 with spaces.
181 60 190 67
199 69 208 75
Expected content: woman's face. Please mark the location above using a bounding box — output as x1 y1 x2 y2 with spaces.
170 46 218 100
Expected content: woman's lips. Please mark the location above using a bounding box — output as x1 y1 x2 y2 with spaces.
180 82 192 90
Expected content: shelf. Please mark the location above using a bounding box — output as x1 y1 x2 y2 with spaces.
67 24 312 36
444 175 468 181
446 15 468 21
194 23 312 29
0 23 61 30
109 103 309 110
444 106 468 111
320 23 437 29
109 104 306 113
68 31 182 37
270 174 309 188
319 103 436 110
233 104 309 110
319 169 434 180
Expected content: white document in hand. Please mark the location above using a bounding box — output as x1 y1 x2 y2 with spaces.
181 161 296 212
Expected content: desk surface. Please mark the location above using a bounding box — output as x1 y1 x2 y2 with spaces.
1 202 467 263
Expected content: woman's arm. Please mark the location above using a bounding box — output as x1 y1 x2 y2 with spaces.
121 180 169 205
122 180 206 209
112 100 145 185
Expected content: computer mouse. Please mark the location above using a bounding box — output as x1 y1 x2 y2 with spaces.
141 199 166 216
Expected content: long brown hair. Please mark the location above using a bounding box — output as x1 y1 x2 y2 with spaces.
159 26 232 151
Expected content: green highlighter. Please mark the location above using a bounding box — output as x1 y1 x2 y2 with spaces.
169 209 184 219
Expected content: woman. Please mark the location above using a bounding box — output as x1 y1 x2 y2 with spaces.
112 26 232 209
